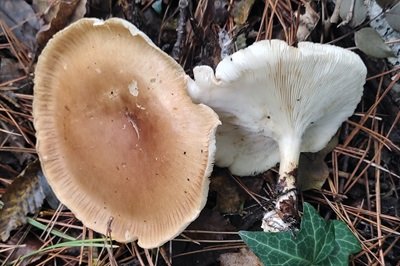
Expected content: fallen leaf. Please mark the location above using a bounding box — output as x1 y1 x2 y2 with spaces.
172 209 236 266
38 168 61 210
36 0 87 49
240 203 361 266
210 169 263 214
0 58 24 83
385 2 400 32
376 0 400 9
296 2 320 41
4 233 43 266
210 170 245 214
355 27 396 58
298 153 329 191
339 0 368 27
187 208 236 240
219 248 262 266
232 0 256 25
298 135 338 191
0 160 45 241
0 0 40 51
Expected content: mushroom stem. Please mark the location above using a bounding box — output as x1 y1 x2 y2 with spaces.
277 135 301 193
261 134 301 232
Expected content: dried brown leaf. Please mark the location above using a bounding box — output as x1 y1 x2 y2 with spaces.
36 0 87 49
298 135 338 191
173 209 236 266
187 208 236 239
232 0 255 25
0 160 45 241
211 171 245 214
219 248 262 266
296 2 320 41
5 233 43 266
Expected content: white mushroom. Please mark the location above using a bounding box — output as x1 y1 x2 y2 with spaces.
187 39 367 232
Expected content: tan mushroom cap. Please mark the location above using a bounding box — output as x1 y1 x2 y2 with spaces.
33 18 220 248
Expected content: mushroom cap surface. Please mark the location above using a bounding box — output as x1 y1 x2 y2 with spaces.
33 18 220 248
188 40 367 176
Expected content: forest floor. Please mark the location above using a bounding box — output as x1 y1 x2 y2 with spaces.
0 0 400 265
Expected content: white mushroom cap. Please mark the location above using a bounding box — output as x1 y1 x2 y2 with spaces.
188 40 367 177
33 18 220 248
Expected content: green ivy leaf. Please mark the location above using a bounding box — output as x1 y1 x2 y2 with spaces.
239 203 361 266
325 221 362 265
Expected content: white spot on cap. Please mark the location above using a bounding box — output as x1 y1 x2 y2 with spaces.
129 80 139 96
93 20 105 26
95 68 102 74
125 230 133 241
136 103 146 110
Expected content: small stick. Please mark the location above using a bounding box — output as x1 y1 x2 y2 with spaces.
330 0 343 23
172 0 189 61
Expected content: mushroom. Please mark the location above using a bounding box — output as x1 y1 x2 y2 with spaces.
187 39 367 232
33 18 220 248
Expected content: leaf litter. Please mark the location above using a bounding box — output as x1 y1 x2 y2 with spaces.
355 27 396 58
34 0 87 49
0 0 399 265
0 160 45 242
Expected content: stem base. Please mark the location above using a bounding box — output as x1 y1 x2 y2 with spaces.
261 189 299 232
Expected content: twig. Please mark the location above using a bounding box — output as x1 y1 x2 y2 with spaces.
132 242 146 266
330 0 343 23
374 125 384 265
159 246 172 266
144 248 155 266
172 0 189 61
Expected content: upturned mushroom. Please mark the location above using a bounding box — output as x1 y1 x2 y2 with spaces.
33 18 220 248
187 40 367 232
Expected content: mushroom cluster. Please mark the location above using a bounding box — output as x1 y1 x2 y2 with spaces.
187 39 367 232
33 18 220 248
